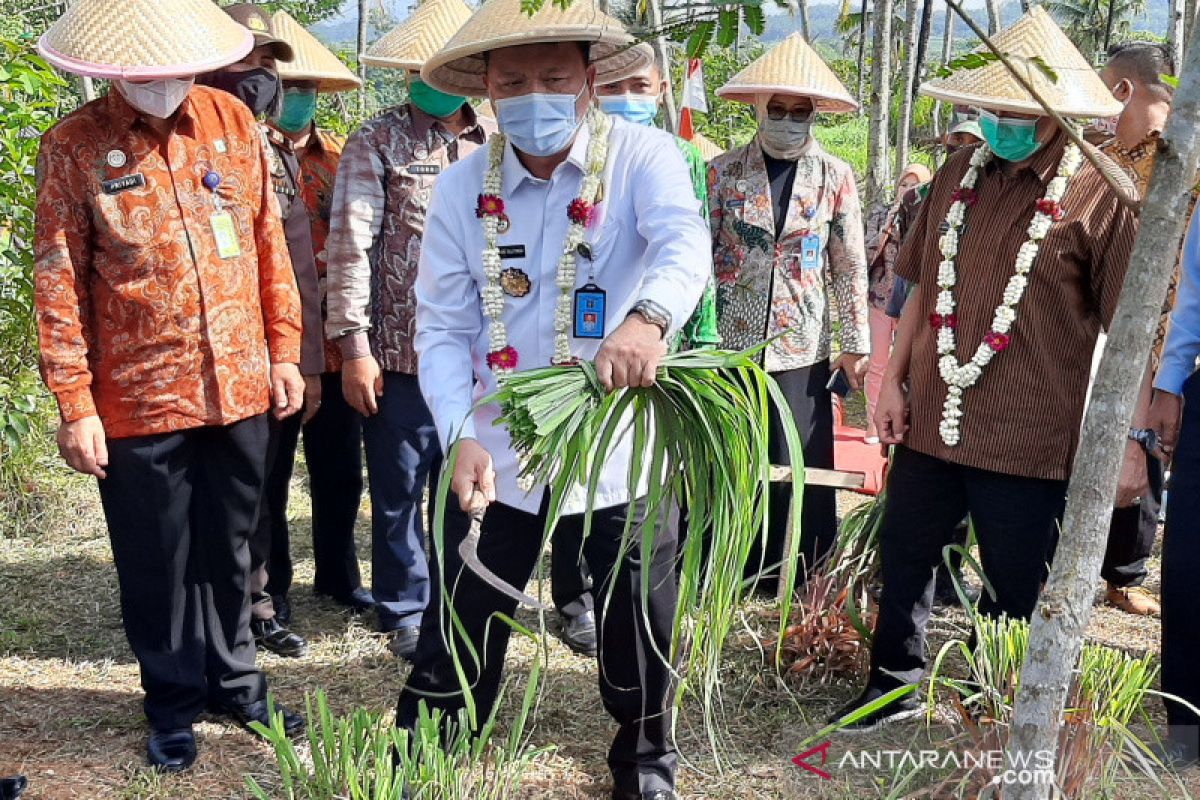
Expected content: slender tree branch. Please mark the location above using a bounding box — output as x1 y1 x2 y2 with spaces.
943 0 1140 210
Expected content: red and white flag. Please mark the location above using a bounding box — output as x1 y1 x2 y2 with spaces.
678 58 707 139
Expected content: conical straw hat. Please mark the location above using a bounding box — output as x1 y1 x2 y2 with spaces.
920 7 1121 118
273 11 362 92
361 0 474 71
37 0 253 80
421 0 650 98
717 33 857 113
690 131 725 162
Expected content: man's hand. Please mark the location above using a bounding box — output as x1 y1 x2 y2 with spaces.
342 354 383 416
1147 389 1183 461
1115 439 1149 508
302 374 323 424
451 437 496 512
832 352 869 392
57 415 108 479
595 315 668 392
271 363 305 419
874 379 909 454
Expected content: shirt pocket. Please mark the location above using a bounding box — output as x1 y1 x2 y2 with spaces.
389 161 439 231
584 217 626 281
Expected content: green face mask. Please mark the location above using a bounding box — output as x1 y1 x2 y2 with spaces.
408 76 466 118
978 108 1042 162
275 87 317 133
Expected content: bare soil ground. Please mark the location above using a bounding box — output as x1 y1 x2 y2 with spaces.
1 450 1196 799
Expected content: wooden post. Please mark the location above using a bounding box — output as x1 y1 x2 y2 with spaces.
1002 18 1200 800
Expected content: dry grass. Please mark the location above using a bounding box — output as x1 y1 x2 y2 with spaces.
1 449 1198 799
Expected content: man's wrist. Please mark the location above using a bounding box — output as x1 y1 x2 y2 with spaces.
628 299 672 339
336 331 372 361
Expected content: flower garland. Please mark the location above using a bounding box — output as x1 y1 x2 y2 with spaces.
477 106 611 376
932 141 1083 446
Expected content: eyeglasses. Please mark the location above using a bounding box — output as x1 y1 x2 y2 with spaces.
766 107 815 122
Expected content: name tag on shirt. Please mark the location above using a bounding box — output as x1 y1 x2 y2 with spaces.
573 284 606 339
498 245 526 259
801 234 821 270
407 163 441 176
102 173 146 195
210 212 242 259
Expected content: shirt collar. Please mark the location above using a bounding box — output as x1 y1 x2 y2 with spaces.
410 102 487 145
500 117 590 191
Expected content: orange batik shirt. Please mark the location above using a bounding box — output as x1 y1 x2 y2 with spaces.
34 86 302 439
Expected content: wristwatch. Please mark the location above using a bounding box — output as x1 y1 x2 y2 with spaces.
628 299 672 340
1128 427 1158 454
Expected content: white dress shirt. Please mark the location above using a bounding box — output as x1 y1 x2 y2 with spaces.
415 116 712 514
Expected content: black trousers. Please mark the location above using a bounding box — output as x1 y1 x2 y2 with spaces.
749 361 838 591
1162 372 1200 744
249 411 302 620
97 414 268 730
302 372 365 598
870 446 1066 689
397 495 680 795
550 525 593 617
1101 449 1162 588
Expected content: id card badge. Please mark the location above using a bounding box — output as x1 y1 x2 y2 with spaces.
800 234 821 270
573 283 607 339
210 212 242 259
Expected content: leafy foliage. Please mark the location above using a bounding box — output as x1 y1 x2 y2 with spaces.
219 0 344 25
0 38 71 505
932 50 1059 83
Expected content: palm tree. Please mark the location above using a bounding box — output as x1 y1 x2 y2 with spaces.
1044 0 1148 61
895 0 920 175
867 0 894 206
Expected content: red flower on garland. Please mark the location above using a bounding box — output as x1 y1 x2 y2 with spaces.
486 346 519 370
929 313 958 330
951 188 978 208
476 193 505 218
1036 198 1066 221
984 331 1011 352
567 198 593 226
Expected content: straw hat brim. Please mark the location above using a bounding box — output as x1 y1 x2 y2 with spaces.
273 11 362 92
420 0 646 97
717 85 858 114
716 32 858 114
361 0 474 71
37 0 255 80
918 7 1122 118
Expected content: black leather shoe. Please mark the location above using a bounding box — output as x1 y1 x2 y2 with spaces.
147 728 196 773
318 586 375 614
559 610 598 657
271 594 293 624
252 617 308 658
387 625 421 661
612 790 678 800
0 776 28 800
213 698 305 738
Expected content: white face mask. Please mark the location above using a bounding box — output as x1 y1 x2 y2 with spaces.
117 78 194 119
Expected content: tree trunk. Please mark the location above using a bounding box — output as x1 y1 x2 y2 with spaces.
798 0 813 41
357 0 369 115
1169 0 1186 69
932 1 955 144
1103 0 1118 57
856 0 870 110
867 0 894 206
1001 21 1200 800
985 0 1001 34
913 0 934 98
1019 0 1030 11
646 0 679 132
895 0 920 177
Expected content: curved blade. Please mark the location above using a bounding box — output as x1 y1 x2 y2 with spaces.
457 492 550 611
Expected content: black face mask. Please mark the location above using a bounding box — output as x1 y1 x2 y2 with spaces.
200 67 281 117
944 144 959 156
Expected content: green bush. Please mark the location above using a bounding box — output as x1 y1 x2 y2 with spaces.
0 38 73 519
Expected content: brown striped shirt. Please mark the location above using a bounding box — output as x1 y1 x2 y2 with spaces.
895 129 1139 480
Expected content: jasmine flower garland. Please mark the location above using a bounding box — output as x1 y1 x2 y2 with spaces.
931 141 1083 446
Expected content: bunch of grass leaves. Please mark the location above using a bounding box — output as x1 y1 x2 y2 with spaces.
433 346 804 760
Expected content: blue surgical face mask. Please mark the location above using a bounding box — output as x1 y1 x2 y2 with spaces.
598 93 659 126
494 81 589 157
978 108 1042 162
